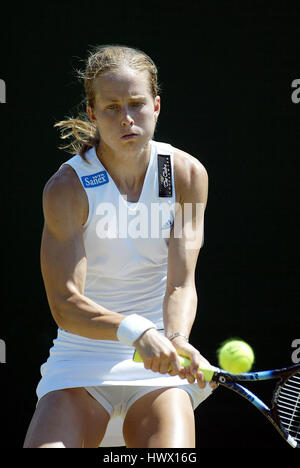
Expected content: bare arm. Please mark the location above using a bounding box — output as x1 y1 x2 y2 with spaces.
41 165 124 340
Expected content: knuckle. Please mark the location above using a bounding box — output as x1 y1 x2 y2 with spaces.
160 351 169 360
144 358 152 369
169 350 178 360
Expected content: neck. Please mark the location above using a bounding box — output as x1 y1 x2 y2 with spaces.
96 141 151 190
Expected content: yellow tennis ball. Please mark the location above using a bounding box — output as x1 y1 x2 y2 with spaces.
217 339 254 373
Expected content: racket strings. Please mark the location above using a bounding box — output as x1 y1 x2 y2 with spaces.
277 372 300 442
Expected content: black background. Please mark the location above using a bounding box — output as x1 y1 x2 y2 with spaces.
1 0 300 450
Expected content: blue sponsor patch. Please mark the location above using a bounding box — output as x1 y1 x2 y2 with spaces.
81 171 109 188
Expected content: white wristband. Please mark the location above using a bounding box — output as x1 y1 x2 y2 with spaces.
117 314 157 346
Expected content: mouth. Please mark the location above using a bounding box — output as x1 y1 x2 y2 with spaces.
121 133 139 140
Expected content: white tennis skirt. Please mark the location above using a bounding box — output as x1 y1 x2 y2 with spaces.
36 328 213 447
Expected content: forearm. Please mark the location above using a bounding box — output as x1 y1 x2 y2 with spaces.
52 292 125 340
163 285 198 339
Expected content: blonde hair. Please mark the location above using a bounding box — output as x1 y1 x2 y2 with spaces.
54 45 160 159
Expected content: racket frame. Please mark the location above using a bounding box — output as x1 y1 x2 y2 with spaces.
209 364 300 449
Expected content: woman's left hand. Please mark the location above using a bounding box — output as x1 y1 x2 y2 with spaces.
168 337 217 389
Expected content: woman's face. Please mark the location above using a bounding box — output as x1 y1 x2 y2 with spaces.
87 67 160 156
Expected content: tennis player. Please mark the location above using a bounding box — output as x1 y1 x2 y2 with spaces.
23 45 215 448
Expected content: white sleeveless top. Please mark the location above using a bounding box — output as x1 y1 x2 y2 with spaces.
71 140 175 328
36 140 198 395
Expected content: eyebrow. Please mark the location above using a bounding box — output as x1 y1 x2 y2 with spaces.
103 95 146 102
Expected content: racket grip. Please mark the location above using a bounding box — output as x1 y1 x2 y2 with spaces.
133 350 215 382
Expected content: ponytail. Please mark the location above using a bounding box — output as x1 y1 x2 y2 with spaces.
54 114 100 160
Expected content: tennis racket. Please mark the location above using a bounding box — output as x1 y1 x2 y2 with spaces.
133 350 300 448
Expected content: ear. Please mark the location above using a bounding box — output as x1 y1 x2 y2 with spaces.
87 104 96 123
154 95 160 120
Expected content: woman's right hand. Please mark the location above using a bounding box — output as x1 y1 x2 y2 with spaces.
133 328 182 375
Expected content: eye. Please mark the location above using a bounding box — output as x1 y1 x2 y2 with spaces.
106 104 119 110
131 101 144 108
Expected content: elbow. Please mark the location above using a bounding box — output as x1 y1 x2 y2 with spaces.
49 293 78 330
50 299 68 329
165 284 184 295
165 282 197 297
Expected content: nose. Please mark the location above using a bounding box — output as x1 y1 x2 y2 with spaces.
121 107 134 127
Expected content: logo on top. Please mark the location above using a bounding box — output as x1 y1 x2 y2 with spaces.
81 171 109 188
158 154 172 197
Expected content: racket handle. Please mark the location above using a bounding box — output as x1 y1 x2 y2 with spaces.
133 350 215 382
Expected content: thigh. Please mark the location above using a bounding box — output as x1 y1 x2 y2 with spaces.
23 387 110 448
123 387 195 448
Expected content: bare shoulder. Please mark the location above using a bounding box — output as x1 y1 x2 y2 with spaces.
172 146 208 204
43 164 82 200
43 164 88 229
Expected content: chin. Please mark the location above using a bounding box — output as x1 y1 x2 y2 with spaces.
101 133 152 155
121 135 150 151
